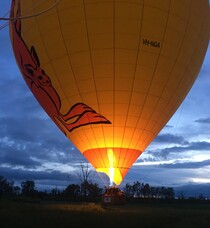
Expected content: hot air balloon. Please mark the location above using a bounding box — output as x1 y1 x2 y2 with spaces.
9 0 210 186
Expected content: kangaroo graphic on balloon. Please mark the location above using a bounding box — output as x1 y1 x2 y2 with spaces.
10 0 111 135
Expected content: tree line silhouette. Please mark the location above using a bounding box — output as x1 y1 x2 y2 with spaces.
0 175 104 200
0 175 175 201
124 181 174 199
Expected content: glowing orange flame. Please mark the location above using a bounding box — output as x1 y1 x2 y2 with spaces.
107 149 114 186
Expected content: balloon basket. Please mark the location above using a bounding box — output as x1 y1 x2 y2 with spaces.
102 186 126 205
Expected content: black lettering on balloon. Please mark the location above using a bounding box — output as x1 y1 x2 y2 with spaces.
143 38 160 48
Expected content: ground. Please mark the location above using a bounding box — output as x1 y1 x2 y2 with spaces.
1 199 210 227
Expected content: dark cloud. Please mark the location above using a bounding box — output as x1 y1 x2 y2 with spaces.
0 127 85 169
0 116 49 141
0 149 42 169
188 141 210 150
153 133 188 145
148 141 210 159
164 124 173 128
137 157 158 163
0 167 69 182
0 115 85 170
0 164 100 190
195 117 210 124
158 159 210 169
0 166 77 190
0 75 44 119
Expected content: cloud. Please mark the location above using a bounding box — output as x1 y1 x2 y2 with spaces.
0 114 85 170
158 160 210 169
188 141 210 150
195 117 210 124
0 75 44 119
153 133 188 145
147 141 210 159
0 166 77 189
123 165 192 187
0 128 85 169
0 162 101 190
0 167 69 182
164 124 173 128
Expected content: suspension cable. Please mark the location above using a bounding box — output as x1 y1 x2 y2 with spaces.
0 0 62 21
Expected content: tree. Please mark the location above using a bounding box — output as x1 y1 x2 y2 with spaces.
178 190 185 200
51 187 60 197
75 163 103 199
160 187 166 199
199 193 205 200
77 163 92 183
132 181 143 197
155 187 161 198
21 180 36 196
142 183 150 198
164 187 174 199
124 183 134 197
0 176 14 196
77 163 93 197
64 184 80 198
13 186 21 196
85 183 102 198
123 181 175 199
150 187 157 198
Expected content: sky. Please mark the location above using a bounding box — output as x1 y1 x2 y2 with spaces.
0 1 210 191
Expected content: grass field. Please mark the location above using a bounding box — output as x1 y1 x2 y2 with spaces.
1 199 210 227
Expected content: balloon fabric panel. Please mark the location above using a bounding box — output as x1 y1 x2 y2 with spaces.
10 0 210 185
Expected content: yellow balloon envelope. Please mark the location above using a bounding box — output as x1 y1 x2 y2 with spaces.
10 0 210 185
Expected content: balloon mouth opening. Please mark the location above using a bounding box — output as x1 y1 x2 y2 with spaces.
96 167 122 186
96 148 133 186
83 147 142 186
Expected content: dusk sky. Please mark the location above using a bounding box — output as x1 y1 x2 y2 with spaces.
0 1 210 191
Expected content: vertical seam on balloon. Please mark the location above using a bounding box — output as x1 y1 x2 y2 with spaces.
82 0 106 170
31 4 71 115
82 1 103 169
113 0 116 150
54 5 82 104
119 1 145 172
54 3 91 156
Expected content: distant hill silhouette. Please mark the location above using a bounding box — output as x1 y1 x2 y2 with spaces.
174 183 210 198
